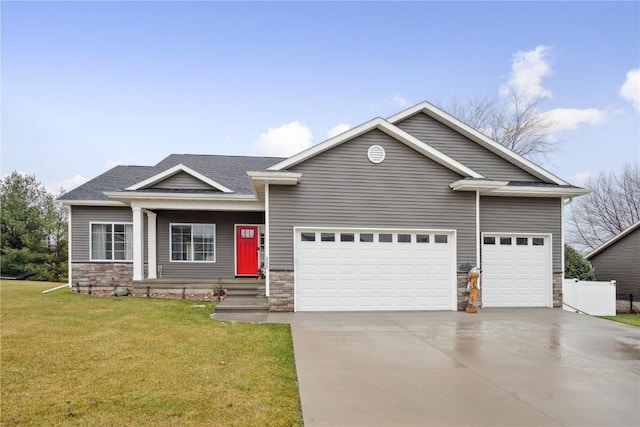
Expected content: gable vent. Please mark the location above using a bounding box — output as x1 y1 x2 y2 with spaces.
367 145 386 164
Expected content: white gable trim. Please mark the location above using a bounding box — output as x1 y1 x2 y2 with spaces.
585 220 640 260
387 101 570 186
268 118 484 179
126 164 234 193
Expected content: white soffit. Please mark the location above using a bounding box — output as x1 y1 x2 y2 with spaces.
126 163 233 193
387 101 571 186
450 179 590 198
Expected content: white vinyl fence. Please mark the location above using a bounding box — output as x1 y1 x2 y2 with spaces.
563 279 616 316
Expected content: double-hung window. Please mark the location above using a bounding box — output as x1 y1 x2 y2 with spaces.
171 224 216 262
91 223 133 261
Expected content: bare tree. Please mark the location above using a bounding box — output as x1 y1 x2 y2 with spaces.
440 87 556 161
567 163 640 252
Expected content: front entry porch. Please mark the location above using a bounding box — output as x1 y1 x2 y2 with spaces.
131 277 268 311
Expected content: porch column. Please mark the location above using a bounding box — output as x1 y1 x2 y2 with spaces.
132 206 145 281
145 210 157 279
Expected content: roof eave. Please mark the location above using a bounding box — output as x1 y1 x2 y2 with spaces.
104 191 258 202
56 199 128 207
450 181 590 198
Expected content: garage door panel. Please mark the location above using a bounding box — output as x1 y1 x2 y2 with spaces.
482 234 551 308
295 228 456 311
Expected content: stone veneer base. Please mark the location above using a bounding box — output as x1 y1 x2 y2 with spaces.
268 270 564 312
268 271 294 312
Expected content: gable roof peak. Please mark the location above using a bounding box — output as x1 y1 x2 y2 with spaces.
268 117 484 178
126 163 234 193
387 101 570 186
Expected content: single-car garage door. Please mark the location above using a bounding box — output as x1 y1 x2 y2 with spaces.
481 234 552 307
294 228 456 311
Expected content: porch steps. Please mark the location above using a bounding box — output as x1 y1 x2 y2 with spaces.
214 296 269 313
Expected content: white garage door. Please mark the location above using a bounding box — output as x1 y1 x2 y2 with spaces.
481 234 552 307
294 228 456 312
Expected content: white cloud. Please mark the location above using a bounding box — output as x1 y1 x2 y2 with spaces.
500 45 553 101
46 174 89 194
619 68 639 113
391 94 409 107
254 121 313 157
327 123 351 138
572 172 591 186
544 108 608 132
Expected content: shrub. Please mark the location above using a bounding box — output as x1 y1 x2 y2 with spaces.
565 244 595 280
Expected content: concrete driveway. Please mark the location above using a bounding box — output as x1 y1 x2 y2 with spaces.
282 309 639 427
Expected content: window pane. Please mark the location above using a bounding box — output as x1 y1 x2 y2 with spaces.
416 234 429 243
500 237 512 245
301 232 316 242
340 233 355 242
379 233 392 243
193 225 215 261
171 225 192 261
532 238 544 246
398 234 411 243
321 233 335 242
435 234 448 244
483 236 496 245
91 223 112 260
113 224 127 260
516 237 528 246
360 233 373 242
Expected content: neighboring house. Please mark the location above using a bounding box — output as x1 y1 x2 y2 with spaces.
586 221 640 298
57 101 588 312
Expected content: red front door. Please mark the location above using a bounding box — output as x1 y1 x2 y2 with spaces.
236 225 259 275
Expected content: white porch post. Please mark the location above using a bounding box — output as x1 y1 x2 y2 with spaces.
265 183 270 297
145 210 157 279
132 206 145 281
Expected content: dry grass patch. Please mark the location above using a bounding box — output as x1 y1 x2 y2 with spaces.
1 281 302 426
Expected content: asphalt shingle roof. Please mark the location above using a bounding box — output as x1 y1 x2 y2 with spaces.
57 154 285 201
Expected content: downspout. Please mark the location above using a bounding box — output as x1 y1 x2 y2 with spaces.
561 197 573 278
476 191 480 269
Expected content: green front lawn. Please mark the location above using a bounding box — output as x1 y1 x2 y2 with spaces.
1 281 302 426
600 314 640 327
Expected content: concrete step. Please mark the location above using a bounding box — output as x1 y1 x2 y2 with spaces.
215 296 269 313
225 289 263 297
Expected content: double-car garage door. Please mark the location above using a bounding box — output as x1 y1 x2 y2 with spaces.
293 227 553 312
295 228 456 311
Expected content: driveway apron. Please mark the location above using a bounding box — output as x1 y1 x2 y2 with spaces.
288 309 640 427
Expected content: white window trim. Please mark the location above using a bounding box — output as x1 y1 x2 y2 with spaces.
169 223 217 263
89 221 134 263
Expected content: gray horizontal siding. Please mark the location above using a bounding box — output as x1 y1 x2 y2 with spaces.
480 196 562 271
155 211 264 279
395 113 543 182
71 206 143 262
589 228 640 296
269 129 476 271
150 171 216 190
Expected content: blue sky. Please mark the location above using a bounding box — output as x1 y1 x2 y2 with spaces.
2 1 638 193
